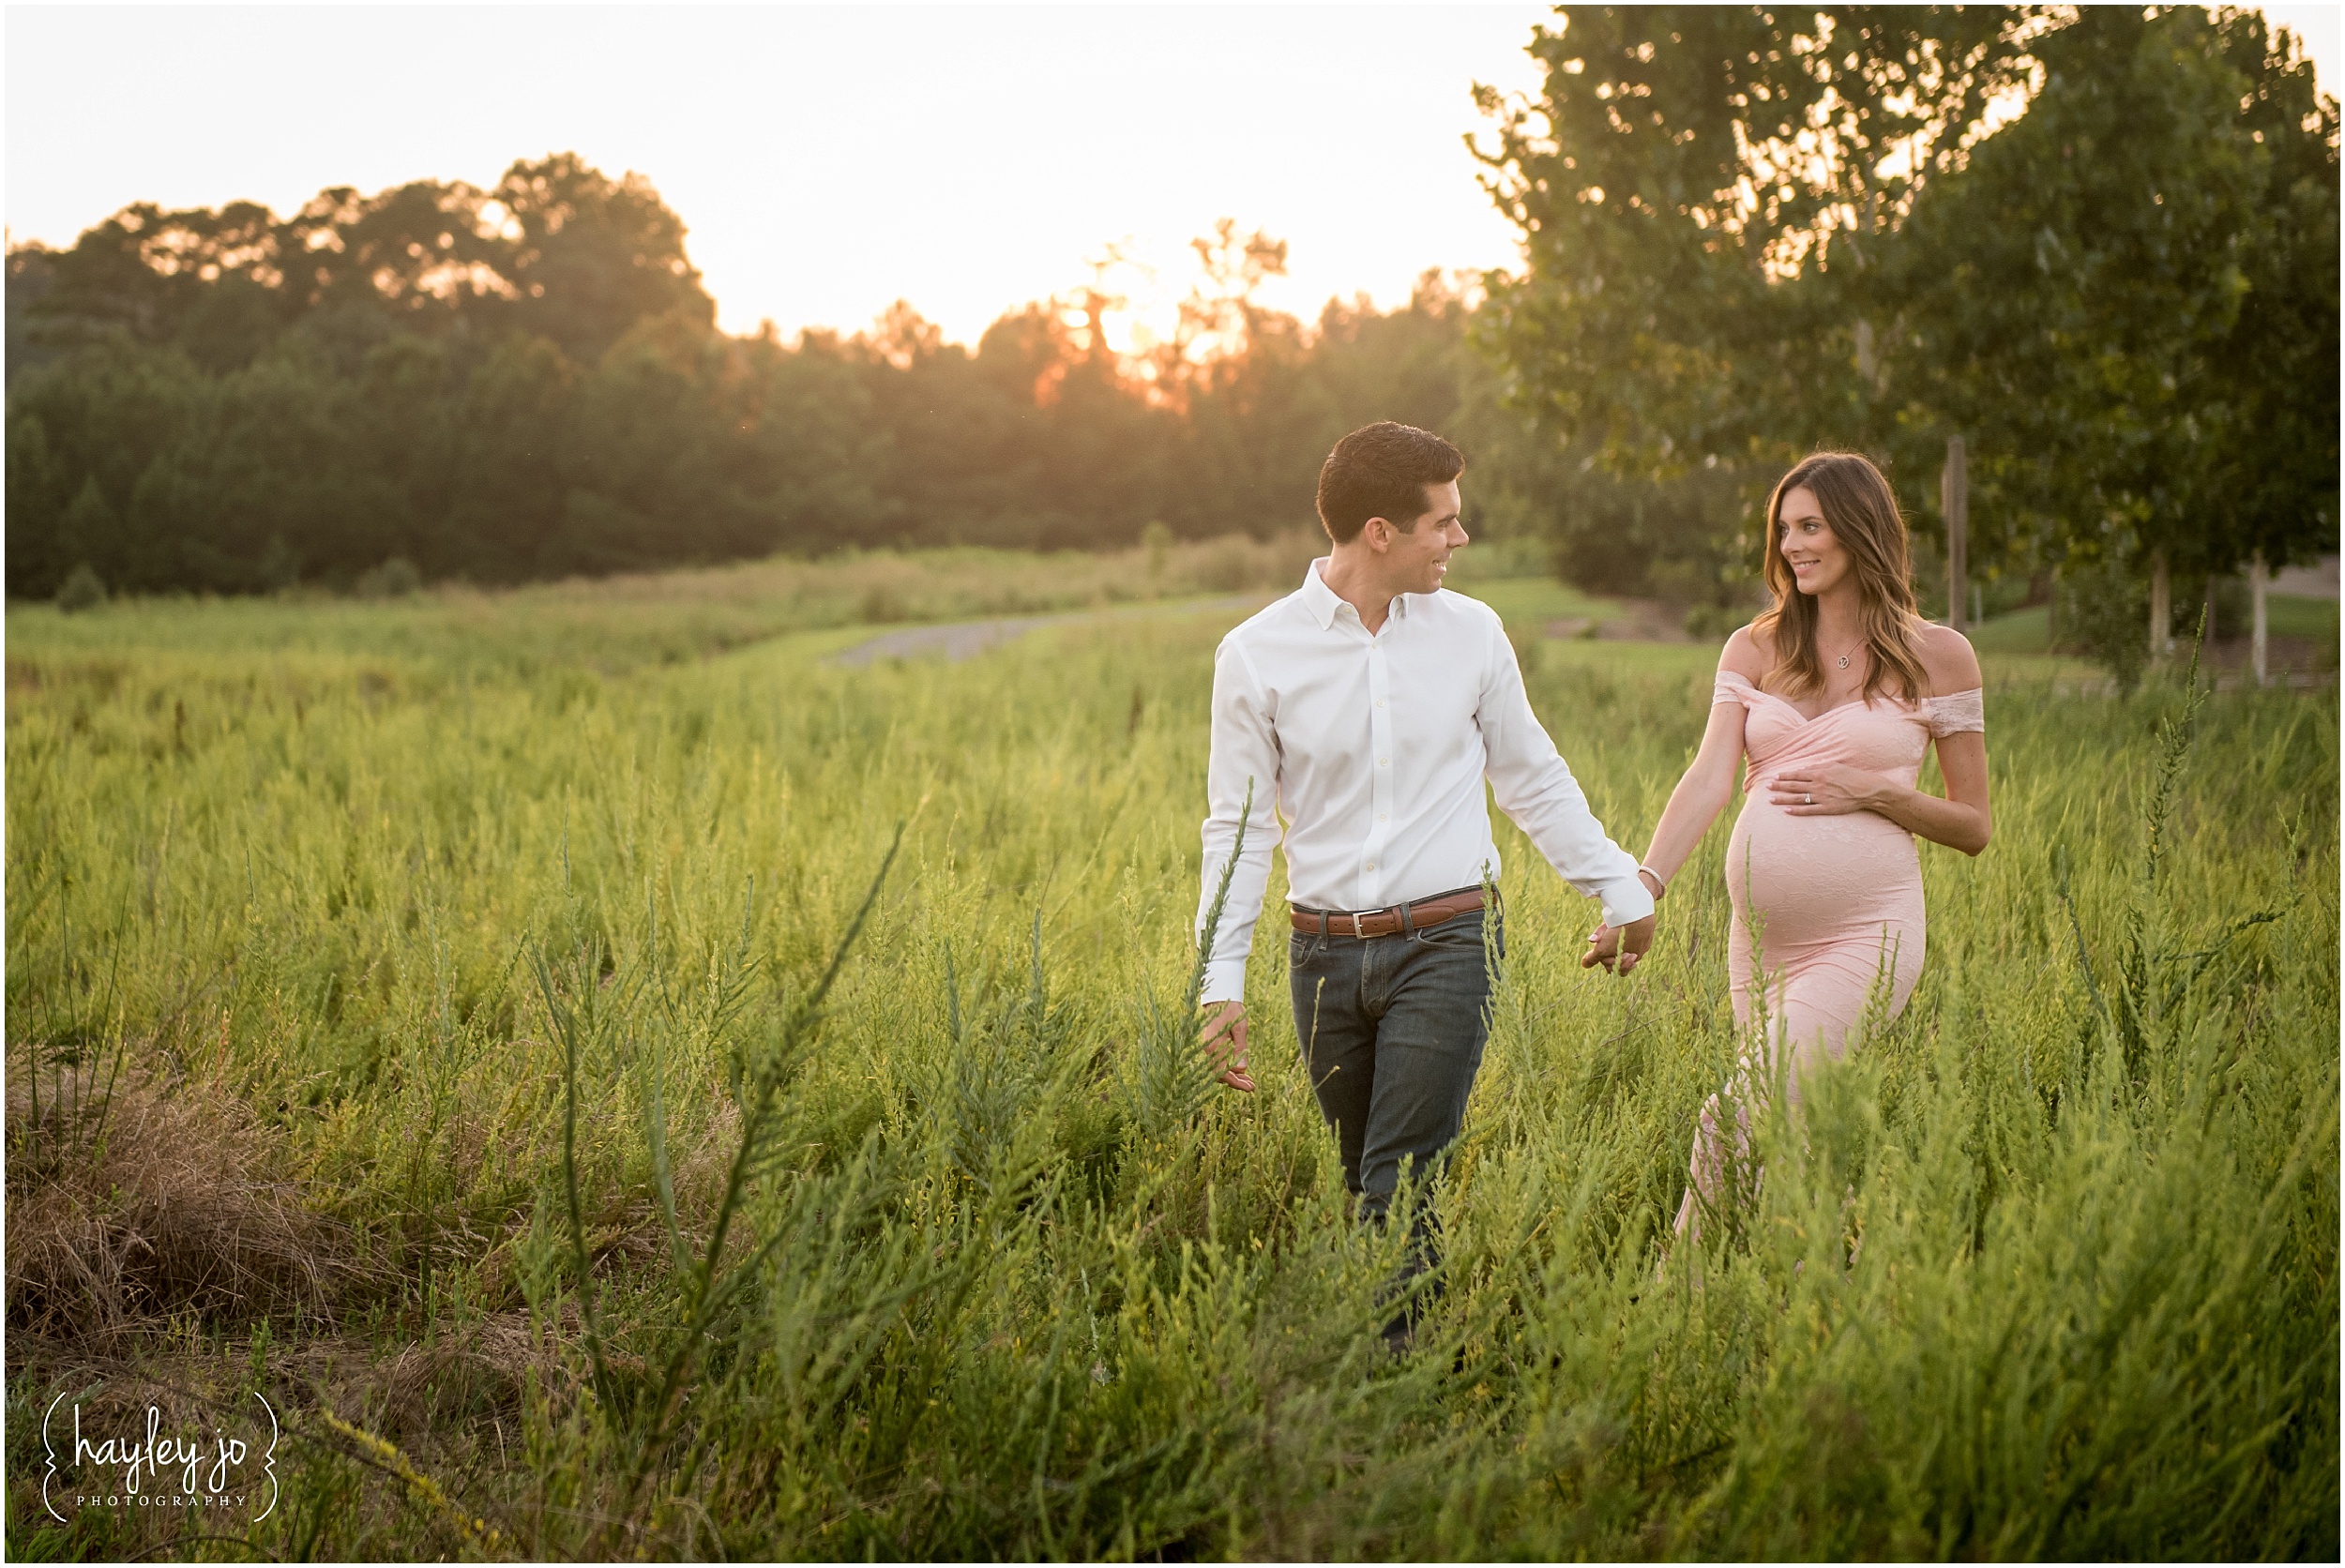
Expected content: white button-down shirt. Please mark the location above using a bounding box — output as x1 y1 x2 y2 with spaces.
1195 558 1653 1004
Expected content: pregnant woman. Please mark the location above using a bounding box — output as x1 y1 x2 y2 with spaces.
1589 451 1992 1244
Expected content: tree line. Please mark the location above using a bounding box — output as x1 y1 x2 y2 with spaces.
5 158 1657 599
8 6 2337 630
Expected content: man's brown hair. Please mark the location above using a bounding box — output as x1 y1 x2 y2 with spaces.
1315 422 1464 544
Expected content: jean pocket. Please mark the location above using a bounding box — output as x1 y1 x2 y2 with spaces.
1413 913 1486 950
1289 931 1326 966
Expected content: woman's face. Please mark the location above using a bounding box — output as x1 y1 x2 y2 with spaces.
1777 486 1853 597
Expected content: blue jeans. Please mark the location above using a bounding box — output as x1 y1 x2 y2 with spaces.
1287 906 1501 1225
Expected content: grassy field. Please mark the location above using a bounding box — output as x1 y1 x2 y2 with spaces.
6 551 2337 1560
4 531 1577 679
1968 596 2340 664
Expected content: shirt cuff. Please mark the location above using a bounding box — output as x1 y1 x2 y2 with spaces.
1199 958 1248 1008
1598 876 1657 930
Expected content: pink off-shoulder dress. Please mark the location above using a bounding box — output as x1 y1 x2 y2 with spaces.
1712 669 1985 1067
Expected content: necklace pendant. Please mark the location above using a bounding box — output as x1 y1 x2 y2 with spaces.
1837 655 1851 669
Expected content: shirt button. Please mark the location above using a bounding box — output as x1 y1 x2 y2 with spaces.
1377 758 1388 767
1366 861 1377 870
1379 813 1388 822
1375 700 1385 708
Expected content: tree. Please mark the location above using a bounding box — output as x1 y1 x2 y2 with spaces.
4 163 1669 596
1148 219 1294 407
1893 6 2339 647
1475 5 2035 489
275 178 517 334
493 153 715 364
2207 10 2343 580
1476 5 2339 646
6 245 61 380
17 185 507 375
447 332 581 580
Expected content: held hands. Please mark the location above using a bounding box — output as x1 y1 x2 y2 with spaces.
1769 762 1887 816
1581 912 1657 976
1199 1000 1255 1093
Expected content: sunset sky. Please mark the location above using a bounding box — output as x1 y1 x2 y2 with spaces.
7 4 2336 351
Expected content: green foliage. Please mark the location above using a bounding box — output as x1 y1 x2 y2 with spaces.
1478 5 2340 600
535 828 904 1546
5 172 1589 601
4 579 2335 1560
2 157 1743 611
12 153 708 371
1682 600 1750 641
1476 5 2030 475
1898 6 2342 580
354 557 422 599
2051 555 2151 693
53 563 104 613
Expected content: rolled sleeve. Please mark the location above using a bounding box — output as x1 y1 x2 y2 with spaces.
1475 615 1652 927
1197 635 1282 1005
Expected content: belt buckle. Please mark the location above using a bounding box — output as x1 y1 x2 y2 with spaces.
1351 910 1368 940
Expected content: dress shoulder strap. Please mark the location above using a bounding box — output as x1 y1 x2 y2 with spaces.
1712 669 1758 707
1919 686 1985 737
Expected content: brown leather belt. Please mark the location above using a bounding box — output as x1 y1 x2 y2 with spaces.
1290 886 1484 939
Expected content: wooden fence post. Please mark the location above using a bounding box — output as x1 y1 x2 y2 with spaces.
1942 435 1967 631
2149 548 2171 662
2250 550 2270 687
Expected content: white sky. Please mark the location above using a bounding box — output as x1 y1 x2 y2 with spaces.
6 3 2336 349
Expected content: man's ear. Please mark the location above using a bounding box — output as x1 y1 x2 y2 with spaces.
1362 517 1391 552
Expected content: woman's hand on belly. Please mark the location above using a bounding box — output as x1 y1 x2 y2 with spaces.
1770 762 1895 817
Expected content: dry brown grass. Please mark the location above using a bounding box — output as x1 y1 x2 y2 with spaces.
6 1065 369 1346
6 1042 745 1354
270 1310 579 1434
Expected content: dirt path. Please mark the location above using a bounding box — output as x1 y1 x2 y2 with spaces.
1594 597 1700 642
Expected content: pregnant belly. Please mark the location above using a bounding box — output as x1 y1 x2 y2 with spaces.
1724 797 1922 952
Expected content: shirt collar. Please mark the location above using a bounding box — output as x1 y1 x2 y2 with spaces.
1299 557 1344 630
1299 557 1413 632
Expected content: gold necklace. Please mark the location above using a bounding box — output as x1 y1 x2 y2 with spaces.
1820 636 1864 671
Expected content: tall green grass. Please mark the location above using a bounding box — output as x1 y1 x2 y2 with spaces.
5 589 2335 1560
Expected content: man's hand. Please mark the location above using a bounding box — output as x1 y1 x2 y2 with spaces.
1200 1000 1255 1093
1581 912 1657 976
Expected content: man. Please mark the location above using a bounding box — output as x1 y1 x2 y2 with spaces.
1193 421 1659 1342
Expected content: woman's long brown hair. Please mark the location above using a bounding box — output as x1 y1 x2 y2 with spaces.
1750 452 1930 703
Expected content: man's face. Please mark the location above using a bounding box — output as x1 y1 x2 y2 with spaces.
1378 478 1467 595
